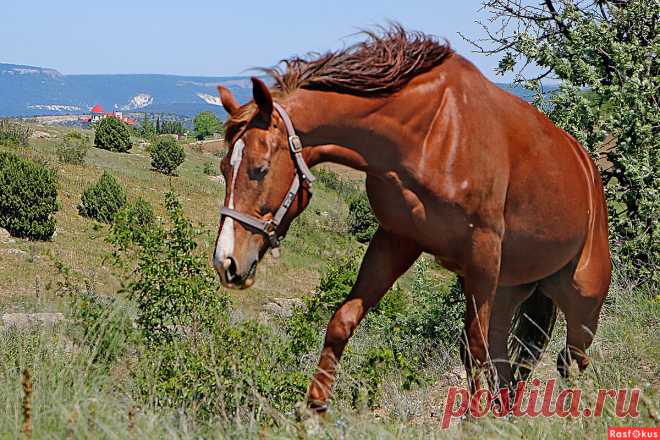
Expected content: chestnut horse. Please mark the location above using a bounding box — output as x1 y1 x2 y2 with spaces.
213 26 611 412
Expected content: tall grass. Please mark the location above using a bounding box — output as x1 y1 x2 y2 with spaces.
0 272 655 439
0 119 32 147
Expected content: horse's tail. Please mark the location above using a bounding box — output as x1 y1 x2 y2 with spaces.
509 289 557 381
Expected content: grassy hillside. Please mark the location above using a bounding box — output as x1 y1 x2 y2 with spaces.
0 124 657 438
0 124 362 312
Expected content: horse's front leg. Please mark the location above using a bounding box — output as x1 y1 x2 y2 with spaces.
460 226 503 403
307 227 421 413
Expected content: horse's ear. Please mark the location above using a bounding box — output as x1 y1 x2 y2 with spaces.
217 85 239 116
251 77 273 117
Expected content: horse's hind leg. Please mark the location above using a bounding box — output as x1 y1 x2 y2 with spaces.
538 265 608 377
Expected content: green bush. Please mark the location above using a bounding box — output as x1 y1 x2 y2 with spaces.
78 172 127 223
397 259 464 347
56 131 90 165
0 151 58 240
107 192 307 418
150 137 185 175
0 119 32 147
126 197 155 227
94 117 132 153
193 111 221 141
347 192 379 243
202 161 216 176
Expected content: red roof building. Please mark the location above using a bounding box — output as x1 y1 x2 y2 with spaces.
85 104 136 126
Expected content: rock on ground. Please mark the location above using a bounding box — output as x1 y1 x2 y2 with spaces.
261 297 305 319
0 228 14 243
1 313 66 329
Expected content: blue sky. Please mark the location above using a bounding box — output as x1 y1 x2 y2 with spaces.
1 0 508 80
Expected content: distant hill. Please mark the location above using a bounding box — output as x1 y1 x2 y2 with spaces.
0 62 547 119
0 63 253 119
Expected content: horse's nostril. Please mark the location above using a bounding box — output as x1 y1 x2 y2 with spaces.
225 257 238 280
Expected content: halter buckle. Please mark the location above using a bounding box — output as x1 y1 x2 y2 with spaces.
289 135 303 153
263 221 280 248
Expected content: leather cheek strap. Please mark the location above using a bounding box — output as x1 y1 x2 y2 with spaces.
219 102 314 250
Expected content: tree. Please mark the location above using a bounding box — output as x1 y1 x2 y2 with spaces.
0 151 58 240
193 112 220 140
465 0 659 287
95 117 132 153
150 137 186 175
79 171 127 223
141 113 156 138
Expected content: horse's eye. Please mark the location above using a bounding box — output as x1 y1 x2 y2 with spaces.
248 164 269 181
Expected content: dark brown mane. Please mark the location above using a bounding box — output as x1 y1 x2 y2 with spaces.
263 24 452 97
225 24 452 138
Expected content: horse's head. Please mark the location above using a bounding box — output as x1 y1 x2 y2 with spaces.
213 78 313 289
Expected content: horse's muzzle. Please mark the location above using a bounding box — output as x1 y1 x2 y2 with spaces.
214 256 256 289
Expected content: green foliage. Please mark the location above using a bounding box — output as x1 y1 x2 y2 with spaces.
122 197 155 229
150 137 185 175
157 118 184 136
315 169 380 243
397 259 464 346
348 192 379 243
78 171 127 223
94 116 132 153
107 192 307 418
56 131 90 165
315 168 360 200
0 151 58 240
110 191 227 345
139 113 156 139
193 111 221 140
202 161 216 176
0 119 32 147
470 0 659 286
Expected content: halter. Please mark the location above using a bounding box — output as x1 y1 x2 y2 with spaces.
219 102 315 251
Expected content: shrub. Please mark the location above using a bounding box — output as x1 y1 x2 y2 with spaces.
193 111 221 140
94 117 132 153
126 197 155 227
150 137 185 175
0 151 58 240
397 259 464 347
78 172 127 223
0 119 32 147
107 192 307 418
316 168 360 200
56 131 90 165
113 197 155 234
347 192 379 243
202 161 216 176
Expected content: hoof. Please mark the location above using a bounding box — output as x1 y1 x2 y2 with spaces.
307 400 329 415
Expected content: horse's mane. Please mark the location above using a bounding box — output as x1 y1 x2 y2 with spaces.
264 23 452 97
226 24 452 136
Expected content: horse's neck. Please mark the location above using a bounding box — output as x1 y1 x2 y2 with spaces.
285 81 448 173
284 89 405 172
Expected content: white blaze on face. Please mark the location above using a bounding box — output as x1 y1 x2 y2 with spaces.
215 138 245 263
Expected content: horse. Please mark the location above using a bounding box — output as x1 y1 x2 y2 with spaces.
212 25 611 413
